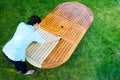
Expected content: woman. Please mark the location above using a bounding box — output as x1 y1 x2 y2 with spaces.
2 15 61 75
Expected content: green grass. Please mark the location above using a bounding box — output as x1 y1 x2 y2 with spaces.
0 0 120 80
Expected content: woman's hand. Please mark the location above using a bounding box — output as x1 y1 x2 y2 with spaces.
44 36 62 44
54 36 61 41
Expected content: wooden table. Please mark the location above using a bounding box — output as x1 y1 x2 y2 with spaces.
26 2 94 68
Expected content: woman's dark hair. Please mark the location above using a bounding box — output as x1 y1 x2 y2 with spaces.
27 15 41 25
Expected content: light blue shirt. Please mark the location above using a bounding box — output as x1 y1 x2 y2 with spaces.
2 22 45 61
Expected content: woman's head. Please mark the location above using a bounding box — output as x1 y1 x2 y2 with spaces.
27 15 41 26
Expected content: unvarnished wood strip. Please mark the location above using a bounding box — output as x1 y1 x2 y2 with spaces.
29 45 39 60
37 42 57 61
82 12 90 23
26 57 41 68
35 44 49 61
37 28 56 39
84 16 93 28
59 4 74 19
83 15 90 28
53 3 78 19
77 11 88 26
27 28 54 58
27 42 58 64
68 8 81 21
72 9 82 22
26 28 59 64
31 44 43 60
27 28 50 57
32 44 46 60
53 4 67 17
34 45 47 61
26 43 39 57
52 2 93 29
81 12 91 27
31 46 41 61
26 43 35 56
37 43 56 62
26 29 47 56
53 2 78 19
28 35 58 62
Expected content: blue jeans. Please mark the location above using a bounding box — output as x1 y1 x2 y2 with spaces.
3 52 27 74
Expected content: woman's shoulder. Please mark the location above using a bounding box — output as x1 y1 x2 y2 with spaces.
17 22 28 30
18 22 29 29
18 22 26 26
18 22 35 32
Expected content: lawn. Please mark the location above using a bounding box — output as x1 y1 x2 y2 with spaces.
0 0 120 80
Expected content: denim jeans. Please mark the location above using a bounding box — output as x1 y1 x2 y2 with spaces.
3 52 27 74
